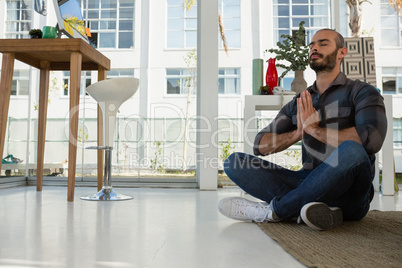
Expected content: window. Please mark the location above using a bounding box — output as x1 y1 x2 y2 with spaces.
166 0 240 49
6 0 32 39
107 69 135 78
219 68 240 94
63 71 92 96
166 68 240 95
273 0 331 45
83 0 135 49
394 118 402 148
167 0 197 48
382 67 402 94
219 0 241 48
11 70 29 96
380 0 402 47
166 69 196 94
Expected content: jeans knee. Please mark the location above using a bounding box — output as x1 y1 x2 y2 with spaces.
224 152 243 174
339 140 370 165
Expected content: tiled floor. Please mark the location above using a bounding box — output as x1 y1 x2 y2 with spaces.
0 186 401 268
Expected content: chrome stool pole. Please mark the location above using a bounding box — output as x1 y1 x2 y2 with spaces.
80 148 134 201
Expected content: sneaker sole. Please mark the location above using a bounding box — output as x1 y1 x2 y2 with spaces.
300 202 343 231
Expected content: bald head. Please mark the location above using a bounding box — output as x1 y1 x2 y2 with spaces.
315 29 345 50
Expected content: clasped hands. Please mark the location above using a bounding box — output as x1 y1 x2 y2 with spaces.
297 90 320 138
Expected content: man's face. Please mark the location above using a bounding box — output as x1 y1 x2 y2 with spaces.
308 30 340 73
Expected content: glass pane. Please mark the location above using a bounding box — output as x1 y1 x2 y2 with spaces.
293 5 309 15
119 32 133 48
186 31 197 47
224 18 240 29
167 69 181 75
119 69 134 76
120 0 134 7
19 80 29 95
11 80 17 95
119 20 133 30
186 6 197 17
223 30 239 47
101 10 117 19
278 18 290 28
225 78 238 94
101 0 117 9
168 19 184 29
120 8 134 18
88 10 99 19
219 78 225 94
382 77 396 93
99 32 116 48
167 78 180 94
167 31 184 48
168 6 183 18
277 6 289 16
224 6 240 17
6 22 17 32
381 29 398 46
293 18 309 27
88 0 99 9
293 0 308 3
382 16 398 27
311 4 328 15
186 18 197 29
311 0 327 3
311 17 327 27
89 21 98 30
224 0 240 5
274 0 289 4
7 10 19 20
398 77 402 94
381 5 397 16
100 21 116 29
168 0 183 5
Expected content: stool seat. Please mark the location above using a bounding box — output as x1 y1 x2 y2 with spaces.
81 77 139 201
86 77 139 147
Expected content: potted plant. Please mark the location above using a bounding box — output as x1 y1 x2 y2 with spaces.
265 21 309 94
28 29 43 39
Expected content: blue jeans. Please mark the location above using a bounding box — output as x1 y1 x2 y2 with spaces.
224 141 373 221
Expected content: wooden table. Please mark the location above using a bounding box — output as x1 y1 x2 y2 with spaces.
0 39 110 201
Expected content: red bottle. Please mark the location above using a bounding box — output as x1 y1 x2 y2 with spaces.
266 58 278 95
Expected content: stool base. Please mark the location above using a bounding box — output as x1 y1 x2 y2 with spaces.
80 187 133 201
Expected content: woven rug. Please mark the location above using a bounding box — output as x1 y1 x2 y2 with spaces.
257 210 402 268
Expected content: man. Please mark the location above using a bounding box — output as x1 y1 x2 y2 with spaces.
218 29 387 231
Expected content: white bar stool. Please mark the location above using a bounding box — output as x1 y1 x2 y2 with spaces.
81 77 139 201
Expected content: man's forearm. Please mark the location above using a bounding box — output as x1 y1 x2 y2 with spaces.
258 130 301 156
307 126 362 148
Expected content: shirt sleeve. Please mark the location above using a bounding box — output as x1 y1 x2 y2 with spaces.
253 98 298 155
354 84 387 155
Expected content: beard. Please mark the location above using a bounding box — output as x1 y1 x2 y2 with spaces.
309 48 338 73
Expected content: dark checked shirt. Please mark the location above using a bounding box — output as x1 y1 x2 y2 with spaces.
254 72 387 177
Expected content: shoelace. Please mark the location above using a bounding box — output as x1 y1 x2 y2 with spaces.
235 200 270 222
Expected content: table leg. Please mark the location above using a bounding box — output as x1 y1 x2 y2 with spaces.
0 53 15 174
36 61 50 191
67 52 82 202
97 67 107 191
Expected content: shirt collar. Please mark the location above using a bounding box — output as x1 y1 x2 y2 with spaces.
309 72 347 94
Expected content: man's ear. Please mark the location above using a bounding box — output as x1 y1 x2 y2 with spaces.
338 47 348 60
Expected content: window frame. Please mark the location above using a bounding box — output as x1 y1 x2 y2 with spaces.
5 0 32 39
379 0 402 47
82 0 135 49
272 0 331 45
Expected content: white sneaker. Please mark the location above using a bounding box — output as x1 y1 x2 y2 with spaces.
300 202 343 231
218 197 279 223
